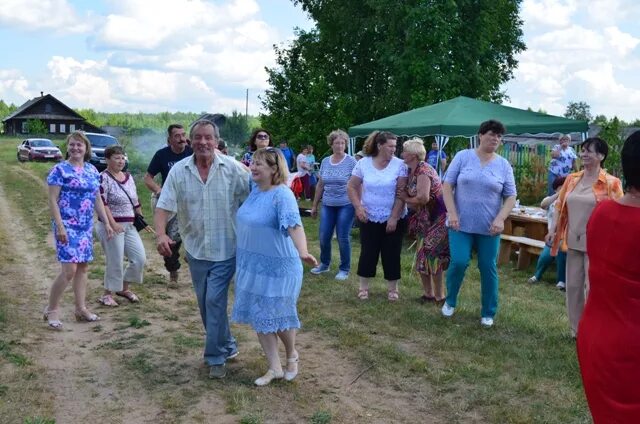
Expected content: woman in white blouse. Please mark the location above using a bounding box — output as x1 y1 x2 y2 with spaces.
347 131 408 301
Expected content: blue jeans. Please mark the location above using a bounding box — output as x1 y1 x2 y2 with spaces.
548 170 559 196
446 230 500 318
534 245 567 282
186 253 237 366
319 204 355 272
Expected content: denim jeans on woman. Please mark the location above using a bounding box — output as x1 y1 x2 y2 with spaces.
318 204 354 272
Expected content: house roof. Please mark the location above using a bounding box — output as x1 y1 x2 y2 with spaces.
2 93 86 122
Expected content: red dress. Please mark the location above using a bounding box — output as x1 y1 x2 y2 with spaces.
578 200 640 423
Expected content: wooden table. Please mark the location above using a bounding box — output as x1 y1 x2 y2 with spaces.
499 207 549 269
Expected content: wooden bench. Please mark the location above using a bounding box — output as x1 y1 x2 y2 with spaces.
499 234 546 270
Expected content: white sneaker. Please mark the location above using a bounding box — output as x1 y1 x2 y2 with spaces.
310 264 330 275
480 317 494 327
556 281 566 290
527 276 538 284
335 270 349 281
441 302 455 317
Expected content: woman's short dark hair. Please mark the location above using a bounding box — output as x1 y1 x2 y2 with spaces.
105 145 125 159
362 131 397 157
581 137 609 167
622 130 640 190
248 128 273 152
478 120 506 135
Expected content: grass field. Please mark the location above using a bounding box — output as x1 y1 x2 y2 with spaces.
0 136 590 423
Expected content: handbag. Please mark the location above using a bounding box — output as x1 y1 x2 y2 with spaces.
104 171 150 232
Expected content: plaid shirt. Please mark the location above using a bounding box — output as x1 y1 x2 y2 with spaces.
157 153 250 261
551 169 623 255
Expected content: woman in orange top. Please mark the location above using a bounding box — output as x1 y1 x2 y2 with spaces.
548 137 623 338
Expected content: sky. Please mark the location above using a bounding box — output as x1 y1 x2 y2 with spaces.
0 0 639 121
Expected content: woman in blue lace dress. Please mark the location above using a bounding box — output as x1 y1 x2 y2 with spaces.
232 147 317 386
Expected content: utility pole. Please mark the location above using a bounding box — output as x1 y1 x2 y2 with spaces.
245 89 248 122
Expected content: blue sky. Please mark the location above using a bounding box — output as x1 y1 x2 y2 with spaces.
1 0 639 121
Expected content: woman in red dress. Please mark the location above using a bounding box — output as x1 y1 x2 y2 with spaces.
578 130 640 423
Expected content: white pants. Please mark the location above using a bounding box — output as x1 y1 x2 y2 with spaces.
96 221 146 292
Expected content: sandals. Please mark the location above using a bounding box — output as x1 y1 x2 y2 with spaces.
43 306 63 329
388 290 399 302
74 308 100 322
98 294 119 307
357 289 369 300
116 290 140 303
419 295 436 304
284 352 299 381
254 369 284 386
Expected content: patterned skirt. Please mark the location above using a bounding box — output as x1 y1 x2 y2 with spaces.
413 197 450 275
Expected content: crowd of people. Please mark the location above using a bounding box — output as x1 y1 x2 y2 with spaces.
42 121 640 419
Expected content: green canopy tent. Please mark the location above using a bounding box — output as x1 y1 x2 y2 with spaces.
347 96 588 174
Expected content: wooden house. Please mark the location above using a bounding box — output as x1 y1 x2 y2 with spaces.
1 92 103 136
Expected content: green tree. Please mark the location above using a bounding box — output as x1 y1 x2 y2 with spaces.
564 101 592 122
261 0 525 151
220 110 250 146
25 119 47 135
597 117 624 177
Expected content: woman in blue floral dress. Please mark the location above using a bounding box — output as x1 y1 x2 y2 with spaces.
232 147 317 386
43 131 113 329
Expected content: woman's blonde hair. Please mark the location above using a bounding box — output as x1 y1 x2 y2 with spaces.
65 131 92 162
252 147 289 186
402 138 426 161
327 129 349 146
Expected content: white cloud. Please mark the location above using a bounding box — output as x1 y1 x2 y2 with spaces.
0 0 89 33
604 26 640 56
0 70 31 103
521 0 577 28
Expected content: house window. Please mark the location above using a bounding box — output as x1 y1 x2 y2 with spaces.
45 104 52 114
70 124 76 132
60 124 66 133
21 122 27 133
50 124 56 133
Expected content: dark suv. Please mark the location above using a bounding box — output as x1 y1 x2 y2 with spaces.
85 132 128 171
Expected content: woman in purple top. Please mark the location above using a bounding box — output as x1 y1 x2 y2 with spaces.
441 120 517 327
44 131 114 329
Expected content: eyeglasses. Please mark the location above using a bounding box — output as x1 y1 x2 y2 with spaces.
256 134 269 140
265 147 280 167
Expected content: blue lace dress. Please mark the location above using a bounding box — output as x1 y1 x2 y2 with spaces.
232 184 303 333
46 161 100 263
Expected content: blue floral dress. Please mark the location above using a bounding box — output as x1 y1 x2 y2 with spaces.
232 184 303 333
47 161 100 263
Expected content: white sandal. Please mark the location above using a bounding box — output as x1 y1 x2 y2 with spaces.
254 369 284 386
43 306 63 329
284 353 299 381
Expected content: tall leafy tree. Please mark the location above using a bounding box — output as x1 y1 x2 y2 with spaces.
261 0 525 152
220 110 250 146
564 101 592 122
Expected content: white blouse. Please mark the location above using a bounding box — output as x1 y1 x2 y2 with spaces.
352 156 408 223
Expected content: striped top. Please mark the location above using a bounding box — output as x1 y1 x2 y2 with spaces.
319 154 357 206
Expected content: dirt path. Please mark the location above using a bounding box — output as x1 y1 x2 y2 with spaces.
0 169 442 423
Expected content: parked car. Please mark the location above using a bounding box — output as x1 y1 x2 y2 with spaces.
17 138 63 162
84 132 128 171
